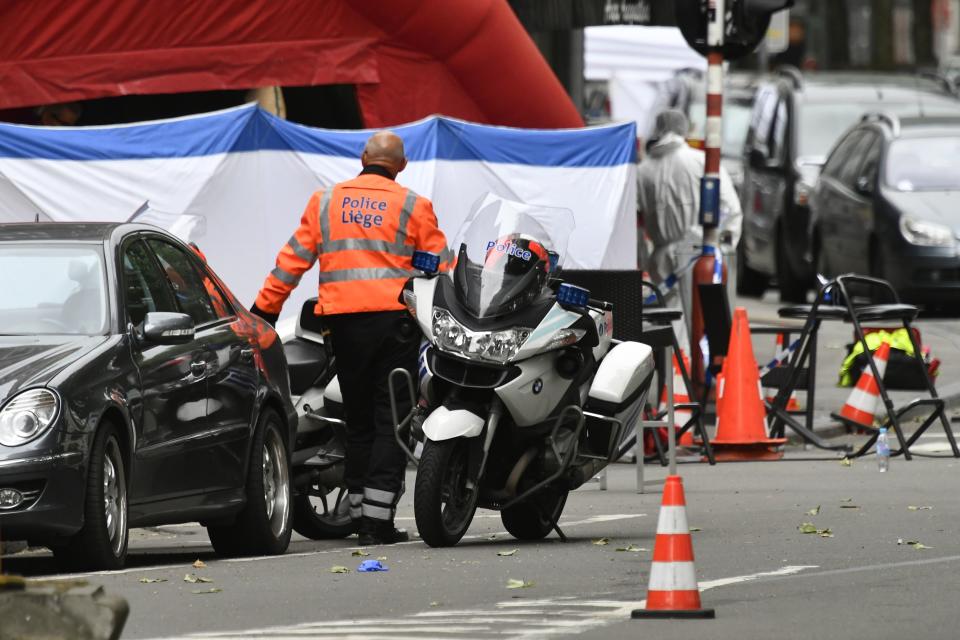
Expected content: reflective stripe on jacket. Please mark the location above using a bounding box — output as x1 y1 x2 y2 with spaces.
255 173 449 316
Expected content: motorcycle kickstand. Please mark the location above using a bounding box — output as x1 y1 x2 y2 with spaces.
536 503 568 543
552 521 568 543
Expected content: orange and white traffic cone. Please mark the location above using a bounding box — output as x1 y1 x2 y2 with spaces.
658 351 695 446
632 475 715 619
833 342 891 429
710 308 787 461
764 334 801 411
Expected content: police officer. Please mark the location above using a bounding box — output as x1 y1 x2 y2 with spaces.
251 131 449 545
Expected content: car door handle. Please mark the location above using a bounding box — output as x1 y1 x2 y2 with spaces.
191 361 208 376
240 347 255 362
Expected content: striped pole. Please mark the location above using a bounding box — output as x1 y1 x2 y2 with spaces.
690 0 729 392
632 475 715 619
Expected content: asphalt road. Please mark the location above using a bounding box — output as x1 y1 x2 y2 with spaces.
4 452 960 640
3 288 959 639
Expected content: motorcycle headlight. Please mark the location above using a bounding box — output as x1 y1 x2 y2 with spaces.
0 389 60 447
431 309 530 364
900 216 955 247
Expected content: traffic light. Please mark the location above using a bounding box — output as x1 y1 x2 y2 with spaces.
676 0 794 60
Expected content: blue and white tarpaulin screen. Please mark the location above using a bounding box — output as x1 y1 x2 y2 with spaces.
0 105 637 321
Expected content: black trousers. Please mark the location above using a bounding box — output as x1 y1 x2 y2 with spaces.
324 310 417 521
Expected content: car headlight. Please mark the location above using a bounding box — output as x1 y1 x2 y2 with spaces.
899 216 955 247
431 309 530 365
0 389 60 447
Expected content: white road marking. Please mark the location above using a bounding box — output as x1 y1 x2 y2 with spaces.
40 513 647 580
145 564 819 639
698 564 818 590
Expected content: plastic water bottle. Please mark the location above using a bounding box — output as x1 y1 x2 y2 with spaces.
876 427 890 473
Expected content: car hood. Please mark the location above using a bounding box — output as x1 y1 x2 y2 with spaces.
0 335 109 403
884 190 960 229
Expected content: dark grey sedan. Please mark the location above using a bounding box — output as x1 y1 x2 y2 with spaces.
810 115 960 304
0 223 297 570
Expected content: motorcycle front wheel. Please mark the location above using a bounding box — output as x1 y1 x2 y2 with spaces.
414 438 479 547
501 485 568 540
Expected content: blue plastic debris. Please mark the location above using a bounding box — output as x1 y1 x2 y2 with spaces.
357 559 389 572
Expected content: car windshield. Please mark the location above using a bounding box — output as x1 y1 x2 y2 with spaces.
886 137 960 191
450 193 575 319
799 97 960 157
0 244 108 335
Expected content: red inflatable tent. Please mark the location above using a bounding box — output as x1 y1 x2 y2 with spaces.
0 0 582 128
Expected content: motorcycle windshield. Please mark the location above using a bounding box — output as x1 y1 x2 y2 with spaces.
450 193 575 318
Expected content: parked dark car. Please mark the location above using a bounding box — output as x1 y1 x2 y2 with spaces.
737 69 960 302
0 223 297 570
810 114 960 303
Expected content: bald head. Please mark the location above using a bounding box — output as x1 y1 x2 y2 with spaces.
362 131 407 177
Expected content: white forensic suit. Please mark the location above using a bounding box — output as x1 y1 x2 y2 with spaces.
637 132 742 352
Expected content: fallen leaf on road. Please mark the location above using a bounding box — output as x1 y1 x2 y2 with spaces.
806 506 821 516
899 539 932 550
840 497 853 502
183 574 212 584
497 549 518 557
191 588 222 595
592 538 609 546
377 556 387 561
351 550 370 557
615 544 647 552
506 579 534 589
192 560 207 569
689 527 702 532
330 566 350 574
840 458 852 467
138 577 167 584
429 601 441 607
907 506 933 511
799 522 828 535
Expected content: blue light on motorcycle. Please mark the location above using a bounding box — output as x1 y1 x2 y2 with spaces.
557 283 590 308
548 251 559 273
412 250 441 274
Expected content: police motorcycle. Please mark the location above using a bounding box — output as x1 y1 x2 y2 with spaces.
395 193 656 547
281 306 355 539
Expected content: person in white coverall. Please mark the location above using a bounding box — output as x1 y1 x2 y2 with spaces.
637 109 742 353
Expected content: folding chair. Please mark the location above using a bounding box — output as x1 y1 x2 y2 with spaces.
831 275 959 459
643 279 714 465
769 274 959 459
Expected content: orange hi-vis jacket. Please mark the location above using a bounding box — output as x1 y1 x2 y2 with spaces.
255 172 450 316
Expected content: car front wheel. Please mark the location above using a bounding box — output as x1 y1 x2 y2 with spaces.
207 408 292 557
54 423 128 570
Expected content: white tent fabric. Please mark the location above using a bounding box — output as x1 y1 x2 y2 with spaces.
0 105 637 323
585 26 707 138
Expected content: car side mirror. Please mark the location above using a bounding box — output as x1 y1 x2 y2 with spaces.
855 175 874 196
140 312 195 345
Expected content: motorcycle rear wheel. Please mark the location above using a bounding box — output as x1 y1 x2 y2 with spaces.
293 484 355 540
501 486 568 540
414 439 479 547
